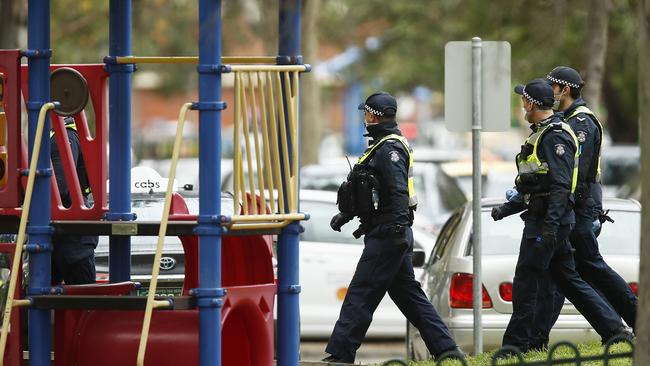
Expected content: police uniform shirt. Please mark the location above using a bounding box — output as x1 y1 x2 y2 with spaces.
533 116 577 232
363 122 411 227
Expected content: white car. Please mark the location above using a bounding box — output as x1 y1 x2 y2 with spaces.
299 190 430 338
407 197 640 358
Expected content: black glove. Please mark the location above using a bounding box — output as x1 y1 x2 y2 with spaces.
491 206 505 221
598 209 615 224
541 230 557 247
330 212 353 232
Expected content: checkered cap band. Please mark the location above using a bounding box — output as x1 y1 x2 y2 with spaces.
523 89 543 106
364 104 385 116
546 75 581 89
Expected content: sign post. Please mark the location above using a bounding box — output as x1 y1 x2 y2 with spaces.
445 38 511 355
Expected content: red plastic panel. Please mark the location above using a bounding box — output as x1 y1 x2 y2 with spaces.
0 243 23 366
16 64 108 220
54 284 276 366
0 51 23 208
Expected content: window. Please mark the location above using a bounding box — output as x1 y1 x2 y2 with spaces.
300 200 362 245
429 208 464 265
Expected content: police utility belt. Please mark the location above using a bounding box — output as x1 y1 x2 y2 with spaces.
336 134 417 224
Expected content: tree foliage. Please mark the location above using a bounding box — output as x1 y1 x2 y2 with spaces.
319 0 640 142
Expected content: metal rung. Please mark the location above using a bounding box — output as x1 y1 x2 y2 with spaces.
0 219 282 236
23 351 54 361
27 295 195 311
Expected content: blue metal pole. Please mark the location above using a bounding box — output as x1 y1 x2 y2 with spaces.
107 0 135 282
277 1 302 365
26 1 53 365
196 1 224 366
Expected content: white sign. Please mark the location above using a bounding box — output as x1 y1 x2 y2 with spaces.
444 41 511 132
107 166 178 194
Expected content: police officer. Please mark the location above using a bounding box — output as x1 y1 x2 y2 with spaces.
491 79 629 353
529 67 638 348
323 92 460 364
50 116 98 285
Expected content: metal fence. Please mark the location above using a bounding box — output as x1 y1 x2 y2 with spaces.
380 337 634 366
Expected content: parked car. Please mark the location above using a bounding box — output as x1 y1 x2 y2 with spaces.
406 197 640 358
440 160 517 199
299 189 430 338
299 160 467 234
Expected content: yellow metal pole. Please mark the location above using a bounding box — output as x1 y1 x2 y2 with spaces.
275 72 294 213
236 73 249 216
229 213 306 222
229 220 291 231
247 72 267 213
291 71 300 212
240 73 258 215
229 65 308 72
115 56 278 64
137 102 192 366
257 72 276 214
0 102 56 366
233 73 242 212
266 72 285 213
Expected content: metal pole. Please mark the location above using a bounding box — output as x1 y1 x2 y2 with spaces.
26 1 53 364
197 1 224 366
107 0 134 282
471 36 483 355
277 1 301 365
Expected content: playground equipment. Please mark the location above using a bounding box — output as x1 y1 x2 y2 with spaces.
0 1 306 365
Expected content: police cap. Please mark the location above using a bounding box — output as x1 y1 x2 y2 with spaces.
514 79 555 108
545 66 585 89
358 91 397 117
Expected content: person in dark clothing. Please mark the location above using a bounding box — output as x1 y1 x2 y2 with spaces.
491 79 630 354
323 92 460 364
50 116 97 285
529 67 637 349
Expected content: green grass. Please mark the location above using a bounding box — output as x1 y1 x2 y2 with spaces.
375 341 633 366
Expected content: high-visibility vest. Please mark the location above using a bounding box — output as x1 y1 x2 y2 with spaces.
567 106 603 182
516 121 579 193
50 122 91 196
358 133 418 208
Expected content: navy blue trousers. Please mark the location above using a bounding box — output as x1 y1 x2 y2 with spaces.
531 203 637 348
325 225 456 362
502 224 622 352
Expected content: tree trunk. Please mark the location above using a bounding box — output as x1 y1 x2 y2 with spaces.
299 0 321 166
0 0 27 48
634 0 650 364
582 0 610 113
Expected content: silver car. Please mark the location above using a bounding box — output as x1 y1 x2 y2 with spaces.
406 197 640 359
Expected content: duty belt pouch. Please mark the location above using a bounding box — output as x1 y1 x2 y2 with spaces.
354 173 374 215
336 180 355 215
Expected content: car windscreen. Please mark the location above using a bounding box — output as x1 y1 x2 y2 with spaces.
300 200 362 245
474 209 640 256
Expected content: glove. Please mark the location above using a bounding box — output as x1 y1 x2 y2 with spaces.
330 212 353 232
598 209 615 224
506 188 523 203
592 219 601 234
491 206 505 221
541 230 557 247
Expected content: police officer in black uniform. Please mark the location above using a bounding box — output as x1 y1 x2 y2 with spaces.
50 116 97 285
529 67 637 348
322 92 460 364
491 79 629 353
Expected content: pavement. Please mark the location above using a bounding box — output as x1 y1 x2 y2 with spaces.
299 340 406 365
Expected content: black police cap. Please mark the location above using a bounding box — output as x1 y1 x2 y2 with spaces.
546 66 584 89
358 91 397 117
514 78 555 108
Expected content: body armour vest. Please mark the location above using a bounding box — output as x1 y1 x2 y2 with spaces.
516 121 579 194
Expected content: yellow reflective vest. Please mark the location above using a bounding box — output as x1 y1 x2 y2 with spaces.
358 134 418 209
516 121 579 193
567 106 603 182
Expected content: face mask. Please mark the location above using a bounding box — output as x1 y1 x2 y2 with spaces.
522 106 533 123
553 93 563 111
